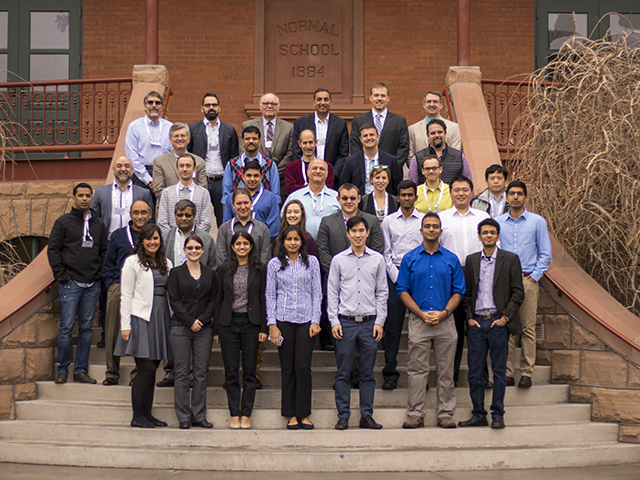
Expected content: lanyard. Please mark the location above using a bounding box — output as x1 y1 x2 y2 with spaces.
177 183 195 202
252 187 264 207
311 189 325 212
83 211 93 241
145 120 162 146
423 181 445 213
231 218 253 235
126 225 134 247
301 160 308 185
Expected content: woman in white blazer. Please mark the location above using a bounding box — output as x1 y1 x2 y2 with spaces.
115 224 173 428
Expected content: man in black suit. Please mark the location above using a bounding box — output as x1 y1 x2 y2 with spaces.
292 88 349 175
350 82 409 168
459 218 524 430
188 93 239 227
339 123 402 196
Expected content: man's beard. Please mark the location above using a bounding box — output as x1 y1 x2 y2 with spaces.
205 110 219 121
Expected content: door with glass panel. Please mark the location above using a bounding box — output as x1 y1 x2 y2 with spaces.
0 0 82 150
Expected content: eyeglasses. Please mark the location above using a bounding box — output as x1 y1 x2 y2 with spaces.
422 223 440 230
146 100 163 105
203 103 219 108
422 166 440 172
185 246 203 251
480 230 498 236
371 165 389 171
176 213 194 218
340 196 358 202
260 102 278 107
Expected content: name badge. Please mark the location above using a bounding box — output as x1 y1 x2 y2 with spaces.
265 140 273 149
150 139 162 147
209 144 219 152
82 240 94 248
114 207 127 216
312 209 323 217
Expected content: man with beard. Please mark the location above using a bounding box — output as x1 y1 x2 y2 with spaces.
125 91 173 192
90 156 154 346
408 119 472 186
188 93 239 227
153 123 207 200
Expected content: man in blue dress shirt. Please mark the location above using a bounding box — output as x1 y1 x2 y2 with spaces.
397 212 465 429
496 181 552 388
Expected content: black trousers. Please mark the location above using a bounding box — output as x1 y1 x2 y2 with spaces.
218 313 260 417
276 321 315 418
207 177 224 228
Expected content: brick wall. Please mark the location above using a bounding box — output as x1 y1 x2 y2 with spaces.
83 0 535 132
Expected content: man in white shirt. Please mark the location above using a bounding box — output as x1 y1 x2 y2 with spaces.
380 180 424 390
439 176 490 385
158 154 213 234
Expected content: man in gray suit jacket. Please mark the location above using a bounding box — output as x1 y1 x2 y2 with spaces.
459 218 524 430
241 93 293 196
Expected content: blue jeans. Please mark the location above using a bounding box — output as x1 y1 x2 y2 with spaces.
57 281 101 375
335 318 378 419
467 317 509 419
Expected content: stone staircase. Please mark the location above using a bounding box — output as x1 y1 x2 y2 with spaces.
1 330 640 472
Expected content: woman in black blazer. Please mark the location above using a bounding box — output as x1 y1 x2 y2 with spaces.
360 166 399 221
214 231 267 429
167 234 217 430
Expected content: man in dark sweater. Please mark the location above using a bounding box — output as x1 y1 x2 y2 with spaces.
48 183 108 385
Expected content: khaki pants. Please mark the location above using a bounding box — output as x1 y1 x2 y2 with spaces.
406 314 457 418
506 276 539 378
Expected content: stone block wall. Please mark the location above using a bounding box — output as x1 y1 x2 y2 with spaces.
536 286 640 443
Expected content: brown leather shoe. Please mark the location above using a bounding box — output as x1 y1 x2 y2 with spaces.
506 376 515 386
402 415 424 429
518 376 532 388
437 416 457 429
73 372 97 384
55 372 68 384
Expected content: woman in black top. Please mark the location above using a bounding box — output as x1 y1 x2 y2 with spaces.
168 234 217 430
214 231 267 429
360 166 399 221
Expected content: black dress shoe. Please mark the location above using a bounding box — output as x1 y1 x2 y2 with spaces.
179 422 190 429
506 376 515 386
458 416 489 427
55 372 68 384
255 379 263 390
491 417 506 429
96 340 105 348
335 418 349 430
191 419 213 428
382 380 397 390
148 416 168 427
300 421 314 430
322 344 335 352
287 422 300 430
484 380 494 389
156 377 174 387
73 372 97 384
359 415 382 429
131 418 155 428
102 377 118 386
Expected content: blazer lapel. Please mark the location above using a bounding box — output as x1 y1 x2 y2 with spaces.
493 251 504 287
181 265 198 298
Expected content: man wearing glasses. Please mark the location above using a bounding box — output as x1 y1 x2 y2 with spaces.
125 91 173 192
397 212 465 429
188 93 239 227
241 93 294 198
414 154 453 215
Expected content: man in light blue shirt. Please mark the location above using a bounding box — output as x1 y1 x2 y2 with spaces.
496 180 552 388
282 158 340 239
125 91 173 191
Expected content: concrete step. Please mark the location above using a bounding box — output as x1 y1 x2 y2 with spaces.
1 439 639 472
35 381 570 408
14 401 591 429
80 364 551 388
0 420 617 448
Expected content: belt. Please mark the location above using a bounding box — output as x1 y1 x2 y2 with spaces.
522 272 532 277
207 175 223 181
339 314 375 322
474 312 500 320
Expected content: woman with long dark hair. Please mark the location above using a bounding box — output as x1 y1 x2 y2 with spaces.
115 224 172 428
167 234 217 429
214 231 267 429
266 225 322 429
274 199 318 257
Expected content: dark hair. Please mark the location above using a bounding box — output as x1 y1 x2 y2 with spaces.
201 92 219 105
370 82 389 96
176 153 196 169
143 90 164 105
484 164 509 181
359 122 377 135
347 215 369 232
420 153 441 169
313 88 331 100
450 175 474 191
132 224 169 275
338 183 359 194
175 199 196 216
506 180 527 197
244 160 262 173
73 182 93 196
232 187 252 203
184 234 204 249
130 199 151 213
223 231 263 276
478 218 500 235
427 118 447 134
397 179 417 195
421 212 441 227
241 125 261 139
276 225 310 271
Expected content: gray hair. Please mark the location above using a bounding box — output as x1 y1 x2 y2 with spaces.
169 122 191 139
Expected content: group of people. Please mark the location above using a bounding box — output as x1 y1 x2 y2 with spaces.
46 82 552 432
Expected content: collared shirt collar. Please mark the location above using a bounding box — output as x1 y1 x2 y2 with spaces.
419 243 444 256
144 115 159 127
178 181 194 191
112 180 132 191
506 207 529 222
304 184 329 196
393 207 422 220
203 117 219 128
262 116 277 129
481 247 498 261
241 151 263 162
314 111 329 124
347 245 372 257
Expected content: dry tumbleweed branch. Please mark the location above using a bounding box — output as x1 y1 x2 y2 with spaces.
511 28 640 316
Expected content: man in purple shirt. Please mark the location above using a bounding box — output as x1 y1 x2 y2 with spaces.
459 218 524 429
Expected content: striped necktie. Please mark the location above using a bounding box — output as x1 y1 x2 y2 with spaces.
266 121 274 156
374 114 383 137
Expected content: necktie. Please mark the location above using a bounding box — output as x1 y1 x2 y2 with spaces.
266 121 273 156
374 114 383 137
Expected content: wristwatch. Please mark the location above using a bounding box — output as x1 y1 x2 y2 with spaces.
443 308 452 316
